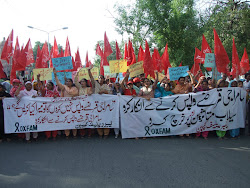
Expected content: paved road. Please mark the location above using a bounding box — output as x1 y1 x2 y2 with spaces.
0 134 250 188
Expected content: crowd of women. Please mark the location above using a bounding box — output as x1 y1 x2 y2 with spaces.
0 66 249 143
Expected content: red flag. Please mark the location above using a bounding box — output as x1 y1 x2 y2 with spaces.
36 42 49 68
24 39 34 67
143 40 155 79
1 29 13 64
231 38 240 78
75 48 82 70
194 48 203 64
49 46 54 68
35 45 41 65
191 62 202 77
116 41 122 60
179 62 182 67
240 48 249 75
10 37 21 82
152 48 162 72
104 32 113 58
59 48 64 57
53 37 59 58
96 43 105 75
124 43 128 60
214 29 230 74
138 45 144 62
64 37 71 57
85 51 92 68
127 40 136 66
161 44 171 75
201 35 212 64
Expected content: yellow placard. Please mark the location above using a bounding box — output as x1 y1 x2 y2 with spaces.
78 67 99 80
33 68 53 81
128 61 144 78
109 59 128 73
158 72 166 81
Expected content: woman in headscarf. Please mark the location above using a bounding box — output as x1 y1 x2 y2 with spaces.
0 84 11 142
74 69 94 138
15 81 38 142
53 68 79 139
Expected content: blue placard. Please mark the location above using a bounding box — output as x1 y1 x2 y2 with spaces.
204 53 216 68
52 72 72 85
52 56 73 71
168 66 189 81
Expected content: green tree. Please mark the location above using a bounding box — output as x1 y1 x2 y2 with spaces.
203 0 250 63
33 41 64 61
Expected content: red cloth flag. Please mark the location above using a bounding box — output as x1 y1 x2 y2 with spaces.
59 48 64 57
116 41 122 60
214 29 230 74
191 48 203 76
64 37 71 57
138 45 144 62
10 37 21 82
201 35 212 64
124 43 128 60
75 48 82 70
179 62 182 67
1 29 13 64
36 45 41 64
36 42 49 68
161 44 171 75
24 39 34 67
143 40 155 79
127 40 136 66
104 32 113 60
85 51 92 68
96 43 105 75
240 48 249 75
231 38 240 78
152 48 162 72
53 37 59 58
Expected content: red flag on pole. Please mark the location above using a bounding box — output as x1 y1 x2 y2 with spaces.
152 48 162 72
116 41 122 60
161 44 171 75
85 51 92 68
53 37 59 58
23 39 34 67
192 48 203 77
240 48 249 75
59 48 64 57
214 28 230 74
10 37 21 82
104 32 113 58
231 38 240 78
75 48 82 70
124 43 128 61
64 37 71 57
143 40 155 79
35 45 41 65
138 45 144 62
127 40 136 66
201 35 212 64
1 29 13 64
36 42 49 68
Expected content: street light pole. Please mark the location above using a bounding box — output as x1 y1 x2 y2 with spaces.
27 26 68 56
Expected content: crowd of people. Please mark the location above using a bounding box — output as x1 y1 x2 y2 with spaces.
0 66 249 143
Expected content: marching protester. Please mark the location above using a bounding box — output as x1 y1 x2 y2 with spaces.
216 79 228 140
0 84 11 142
194 80 210 139
88 65 111 139
74 68 94 138
228 80 240 139
36 74 60 141
53 68 79 139
15 81 38 142
156 77 174 97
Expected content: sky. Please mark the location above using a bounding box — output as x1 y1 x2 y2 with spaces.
0 0 135 64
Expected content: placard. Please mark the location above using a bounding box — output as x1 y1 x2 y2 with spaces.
52 56 73 71
52 72 72 85
204 53 216 68
129 61 144 77
168 66 189 81
33 68 53 81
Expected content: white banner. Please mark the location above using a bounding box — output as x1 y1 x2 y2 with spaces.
3 94 119 133
120 88 246 139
